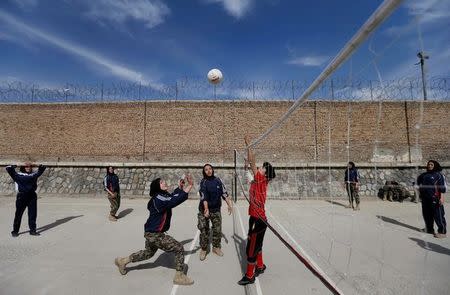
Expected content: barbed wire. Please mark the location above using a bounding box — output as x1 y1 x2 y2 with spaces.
0 76 448 103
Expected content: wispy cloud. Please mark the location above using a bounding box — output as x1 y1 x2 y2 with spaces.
204 0 253 19
385 0 450 35
287 56 329 67
0 10 162 88
79 0 170 29
406 0 450 24
10 0 38 10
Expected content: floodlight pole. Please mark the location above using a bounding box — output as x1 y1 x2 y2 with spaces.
416 51 429 101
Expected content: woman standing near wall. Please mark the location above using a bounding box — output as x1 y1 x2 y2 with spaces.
104 166 121 222
6 162 46 237
344 161 360 210
417 160 447 238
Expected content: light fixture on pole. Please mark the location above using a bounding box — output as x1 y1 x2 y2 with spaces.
415 51 429 101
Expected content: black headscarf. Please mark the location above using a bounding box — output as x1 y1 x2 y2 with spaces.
263 162 276 181
150 178 167 197
19 162 32 174
202 164 215 179
427 160 442 172
106 166 115 175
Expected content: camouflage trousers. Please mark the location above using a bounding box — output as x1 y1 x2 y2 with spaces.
197 211 222 250
346 183 360 205
108 192 121 216
129 232 185 271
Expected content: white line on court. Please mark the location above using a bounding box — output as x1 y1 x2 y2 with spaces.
170 229 200 295
267 210 344 295
236 206 264 295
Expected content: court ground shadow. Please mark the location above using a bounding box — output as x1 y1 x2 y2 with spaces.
232 212 252 294
324 199 348 208
409 237 450 256
232 213 247 275
376 215 422 232
126 239 194 273
117 208 133 219
18 215 84 235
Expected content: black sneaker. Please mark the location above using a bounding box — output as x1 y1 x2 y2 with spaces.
29 231 40 236
255 264 266 277
238 275 255 285
11 231 19 237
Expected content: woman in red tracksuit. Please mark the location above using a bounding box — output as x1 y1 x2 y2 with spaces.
238 136 276 285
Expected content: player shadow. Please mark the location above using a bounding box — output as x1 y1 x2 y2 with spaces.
409 238 450 256
233 233 247 273
232 214 247 275
117 208 133 219
222 233 229 244
18 215 84 235
376 215 422 232
126 239 194 272
324 199 348 208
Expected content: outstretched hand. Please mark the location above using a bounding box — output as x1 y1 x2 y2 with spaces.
182 174 194 193
244 135 251 146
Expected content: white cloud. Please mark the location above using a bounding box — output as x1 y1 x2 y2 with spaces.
287 56 329 67
81 0 170 29
205 0 253 19
0 10 162 88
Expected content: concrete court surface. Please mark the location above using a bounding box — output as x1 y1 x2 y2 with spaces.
0 197 449 295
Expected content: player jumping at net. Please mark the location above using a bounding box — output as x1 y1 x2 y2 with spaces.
198 164 233 261
114 175 195 285
238 136 276 286
6 162 47 237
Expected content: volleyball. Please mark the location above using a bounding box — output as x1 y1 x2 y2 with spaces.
207 68 223 84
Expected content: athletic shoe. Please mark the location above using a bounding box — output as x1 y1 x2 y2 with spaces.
238 275 255 285
199 249 207 261
434 233 447 238
255 264 266 277
212 247 224 257
29 231 40 236
11 231 19 237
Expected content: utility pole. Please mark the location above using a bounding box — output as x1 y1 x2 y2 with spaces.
416 51 429 101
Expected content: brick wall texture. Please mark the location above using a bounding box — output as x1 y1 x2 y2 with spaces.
0 101 449 164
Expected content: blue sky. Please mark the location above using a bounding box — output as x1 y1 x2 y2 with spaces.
0 0 448 94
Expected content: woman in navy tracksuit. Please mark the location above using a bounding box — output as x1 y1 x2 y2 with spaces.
344 161 360 210
417 160 447 238
114 175 195 285
6 163 47 237
198 164 233 261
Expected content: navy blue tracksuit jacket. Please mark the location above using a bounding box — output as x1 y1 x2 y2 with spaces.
198 177 228 213
144 188 188 233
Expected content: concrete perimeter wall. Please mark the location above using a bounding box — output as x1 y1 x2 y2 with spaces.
0 101 448 199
